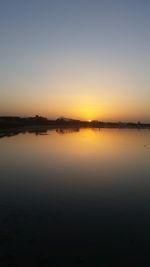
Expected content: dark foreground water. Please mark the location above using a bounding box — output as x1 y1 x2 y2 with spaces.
0 128 150 266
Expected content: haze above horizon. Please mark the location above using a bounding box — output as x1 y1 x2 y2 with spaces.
0 0 150 122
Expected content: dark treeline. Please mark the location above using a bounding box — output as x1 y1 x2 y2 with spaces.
0 115 150 129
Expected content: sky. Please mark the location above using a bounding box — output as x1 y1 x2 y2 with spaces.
0 0 150 122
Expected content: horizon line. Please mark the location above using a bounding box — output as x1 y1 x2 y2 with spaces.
0 115 150 124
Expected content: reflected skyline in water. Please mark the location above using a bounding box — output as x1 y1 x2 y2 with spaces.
0 127 80 139
1 125 150 138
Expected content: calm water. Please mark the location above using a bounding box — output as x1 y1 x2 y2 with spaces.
0 128 150 266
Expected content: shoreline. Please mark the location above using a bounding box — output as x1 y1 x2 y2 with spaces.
1 124 150 139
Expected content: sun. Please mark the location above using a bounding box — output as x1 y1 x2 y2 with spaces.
88 119 92 122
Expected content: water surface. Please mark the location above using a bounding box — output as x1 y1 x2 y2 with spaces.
0 128 150 266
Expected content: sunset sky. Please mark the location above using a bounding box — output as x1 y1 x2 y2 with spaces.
0 0 150 121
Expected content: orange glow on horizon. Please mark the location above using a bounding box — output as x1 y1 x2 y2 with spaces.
2 95 149 123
